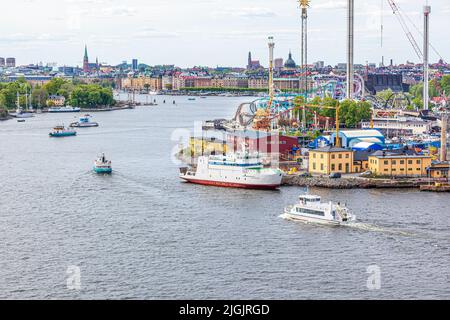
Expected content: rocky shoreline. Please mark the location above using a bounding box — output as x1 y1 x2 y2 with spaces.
282 175 429 189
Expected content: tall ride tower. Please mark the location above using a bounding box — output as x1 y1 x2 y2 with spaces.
268 36 275 108
346 0 354 100
299 0 309 100
423 5 431 111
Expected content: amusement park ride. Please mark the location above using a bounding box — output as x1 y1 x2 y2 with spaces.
229 0 444 146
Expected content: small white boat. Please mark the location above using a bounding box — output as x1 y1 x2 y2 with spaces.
284 195 355 226
48 106 81 113
70 115 99 128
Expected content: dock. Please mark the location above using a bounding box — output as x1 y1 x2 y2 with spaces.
420 183 450 192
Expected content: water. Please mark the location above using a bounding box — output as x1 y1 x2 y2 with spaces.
0 95 449 299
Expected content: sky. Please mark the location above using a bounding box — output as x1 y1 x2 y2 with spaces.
0 0 449 68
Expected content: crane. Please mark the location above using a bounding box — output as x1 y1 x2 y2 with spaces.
387 0 422 61
387 0 444 63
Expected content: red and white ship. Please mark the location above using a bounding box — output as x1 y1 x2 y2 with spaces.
179 151 283 190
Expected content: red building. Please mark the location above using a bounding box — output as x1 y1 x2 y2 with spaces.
226 131 299 160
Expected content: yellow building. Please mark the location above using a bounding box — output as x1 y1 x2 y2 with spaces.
188 137 228 156
426 161 450 179
121 76 162 91
308 146 354 175
368 152 432 177
46 95 66 107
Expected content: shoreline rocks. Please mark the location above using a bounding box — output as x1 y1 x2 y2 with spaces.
282 175 427 189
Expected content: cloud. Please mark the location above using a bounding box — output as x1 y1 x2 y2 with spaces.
313 1 346 10
134 28 181 39
214 7 277 19
100 6 138 17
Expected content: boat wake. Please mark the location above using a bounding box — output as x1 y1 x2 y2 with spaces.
342 222 415 237
279 214 415 237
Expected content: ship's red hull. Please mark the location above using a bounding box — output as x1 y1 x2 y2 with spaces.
181 177 280 190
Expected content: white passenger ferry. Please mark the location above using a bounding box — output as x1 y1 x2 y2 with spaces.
179 152 283 190
284 195 355 226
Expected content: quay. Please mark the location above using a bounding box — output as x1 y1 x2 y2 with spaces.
282 174 433 190
420 182 450 192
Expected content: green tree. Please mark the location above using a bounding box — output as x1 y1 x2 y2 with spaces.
31 88 48 108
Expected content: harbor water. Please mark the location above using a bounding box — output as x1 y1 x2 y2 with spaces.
0 95 449 299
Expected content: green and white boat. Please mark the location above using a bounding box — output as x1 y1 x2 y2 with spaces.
49 125 77 137
93 153 112 174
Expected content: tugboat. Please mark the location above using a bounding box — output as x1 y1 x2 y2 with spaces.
49 125 77 137
70 115 99 128
283 195 355 226
93 153 112 174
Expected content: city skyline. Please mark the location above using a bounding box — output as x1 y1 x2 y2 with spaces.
0 0 449 67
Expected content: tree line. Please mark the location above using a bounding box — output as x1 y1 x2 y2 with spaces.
0 77 115 109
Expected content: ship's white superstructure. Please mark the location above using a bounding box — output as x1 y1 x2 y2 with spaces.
180 152 283 190
284 195 355 226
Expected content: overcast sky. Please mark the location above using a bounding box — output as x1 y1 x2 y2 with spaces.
0 0 448 67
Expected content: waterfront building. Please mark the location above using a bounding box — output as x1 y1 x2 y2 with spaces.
353 150 370 173
121 76 162 92
361 117 432 135
161 76 173 90
427 161 450 179
225 131 299 161
194 76 213 88
248 78 269 90
6 57 16 68
331 130 385 149
132 59 138 71
368 151 432 177
0 57 5 67
47 95 66 107
7 75 53 86
308 146 354 175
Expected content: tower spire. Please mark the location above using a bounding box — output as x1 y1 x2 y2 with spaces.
83 44 90 73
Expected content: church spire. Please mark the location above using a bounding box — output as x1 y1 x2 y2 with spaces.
83 44 89 73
